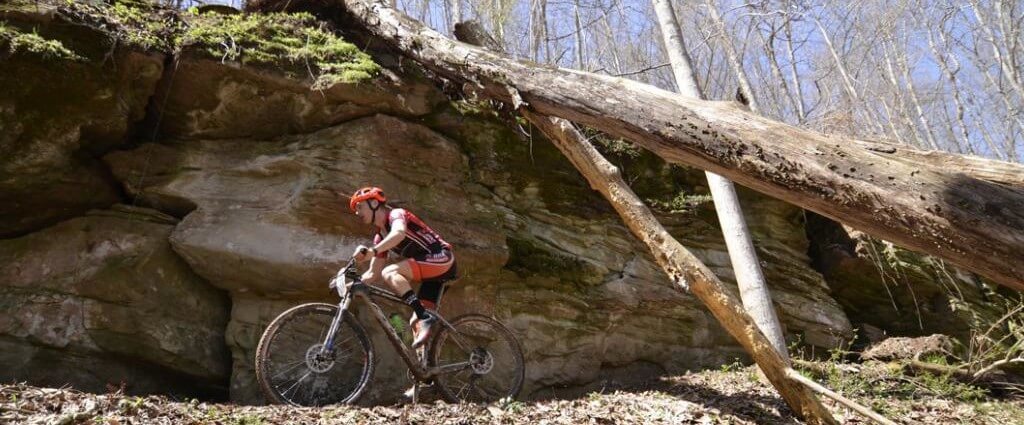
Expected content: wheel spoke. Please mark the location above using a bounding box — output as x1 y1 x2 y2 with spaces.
329 335 354 351
456 378 471 400
282 370 312 399
473 379 505 400
270 360 308 380
317 321 329 345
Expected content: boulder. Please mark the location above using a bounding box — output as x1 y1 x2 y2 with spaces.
106 114 507 297
0 205 231 397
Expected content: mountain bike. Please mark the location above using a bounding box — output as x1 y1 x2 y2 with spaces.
254 255 525 406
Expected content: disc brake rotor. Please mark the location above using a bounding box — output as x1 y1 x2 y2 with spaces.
305 343 337 374
470 347 494 375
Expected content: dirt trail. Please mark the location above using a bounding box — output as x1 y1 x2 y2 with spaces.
3 365 1022 424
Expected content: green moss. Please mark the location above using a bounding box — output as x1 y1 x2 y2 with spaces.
108 2 178 50
0 22 83 60
35 0 180 51
4 1 379 86
582 127 715 214
178 11 379 86
590 134 643 159
648 191 714 213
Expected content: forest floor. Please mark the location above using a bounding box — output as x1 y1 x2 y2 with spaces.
3 360 1023 424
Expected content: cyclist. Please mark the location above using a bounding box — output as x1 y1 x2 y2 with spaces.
349 186 456 348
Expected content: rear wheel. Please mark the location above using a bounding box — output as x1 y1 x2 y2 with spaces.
255 303 373 406
427 314 524 402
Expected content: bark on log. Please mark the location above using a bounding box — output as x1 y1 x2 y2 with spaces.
852 139 1024 189
310 0 1024 291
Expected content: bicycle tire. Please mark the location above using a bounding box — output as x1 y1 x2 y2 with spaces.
427 313 525 403
255 302 374 406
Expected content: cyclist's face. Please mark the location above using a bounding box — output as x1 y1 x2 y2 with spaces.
354 201 373 225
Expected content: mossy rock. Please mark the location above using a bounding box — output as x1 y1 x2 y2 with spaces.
177 10 379 86
2 1 380 84
0 9 164 237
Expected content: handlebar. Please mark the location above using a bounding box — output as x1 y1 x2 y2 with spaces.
330 249 367 293
340 246 369 272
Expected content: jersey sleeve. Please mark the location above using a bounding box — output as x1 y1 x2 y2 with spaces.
388 208 407 226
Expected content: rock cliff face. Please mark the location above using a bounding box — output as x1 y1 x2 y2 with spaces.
101 65 853 400
1 2 996 405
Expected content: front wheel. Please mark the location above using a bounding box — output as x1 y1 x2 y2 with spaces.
427 314 525 402
255 303 374 406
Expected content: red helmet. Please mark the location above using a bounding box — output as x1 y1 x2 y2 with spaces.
349 187 386 212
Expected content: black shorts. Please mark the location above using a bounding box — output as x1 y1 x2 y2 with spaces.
417 260 457 307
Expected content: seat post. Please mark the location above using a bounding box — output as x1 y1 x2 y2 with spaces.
434 284 446 312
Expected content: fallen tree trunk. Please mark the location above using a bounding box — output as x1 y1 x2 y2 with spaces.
785 369 897 425
304 0 1024 290
905 359 1024 391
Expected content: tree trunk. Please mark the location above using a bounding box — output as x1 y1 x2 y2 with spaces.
783 15 806 122
653 0 789 357
650 0 703 97
450 0 461 26
297 0 1024 291
705 1 759 114
925 20 973 155
572 0 585 69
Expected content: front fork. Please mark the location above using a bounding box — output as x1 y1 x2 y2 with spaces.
320 292 353 355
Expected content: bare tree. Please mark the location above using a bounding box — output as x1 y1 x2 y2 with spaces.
654 0 789 357
572 0 585 69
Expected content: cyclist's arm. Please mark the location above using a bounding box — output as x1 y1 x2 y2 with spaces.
371 217 406 253
362 255 386 284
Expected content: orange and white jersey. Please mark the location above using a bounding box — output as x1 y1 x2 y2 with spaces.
373 208 452 261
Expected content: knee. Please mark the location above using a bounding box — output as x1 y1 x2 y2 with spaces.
382 265 401 281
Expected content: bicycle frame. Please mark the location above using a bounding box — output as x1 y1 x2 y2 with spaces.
321 278 473 382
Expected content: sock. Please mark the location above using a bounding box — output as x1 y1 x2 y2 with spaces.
401 290 429 320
